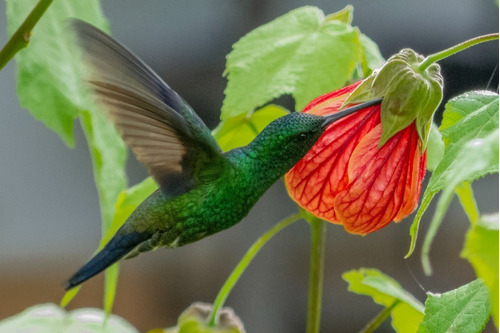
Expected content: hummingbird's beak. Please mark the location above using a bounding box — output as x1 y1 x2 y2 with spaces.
322 98 383 127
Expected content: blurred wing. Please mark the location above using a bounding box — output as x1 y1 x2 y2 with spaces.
72 20 224 196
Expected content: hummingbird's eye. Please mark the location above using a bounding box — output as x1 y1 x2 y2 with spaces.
300 131 314 139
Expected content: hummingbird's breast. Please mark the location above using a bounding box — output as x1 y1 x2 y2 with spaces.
129 151 279 249
170 167 261 246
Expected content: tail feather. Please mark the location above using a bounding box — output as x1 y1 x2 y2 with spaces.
65 232 149 290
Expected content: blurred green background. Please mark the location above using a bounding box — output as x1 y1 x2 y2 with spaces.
0 1 498 332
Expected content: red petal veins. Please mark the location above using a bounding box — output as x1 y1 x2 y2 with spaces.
334 125 413 234
395 128 426 221
285 106 380 222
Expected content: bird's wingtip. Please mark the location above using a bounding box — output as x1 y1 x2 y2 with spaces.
63 276 79 291
63 281 73 291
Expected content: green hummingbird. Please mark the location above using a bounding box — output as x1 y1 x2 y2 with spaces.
65 20 382 289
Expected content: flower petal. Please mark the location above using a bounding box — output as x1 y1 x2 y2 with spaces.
285 105 380 222
334 124 424 234
285 79 427 235
303 81 362 115
395 131 426 221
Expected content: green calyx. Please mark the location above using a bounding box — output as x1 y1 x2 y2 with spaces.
344 48 443 148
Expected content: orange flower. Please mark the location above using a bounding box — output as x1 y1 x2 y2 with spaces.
285 81 427 235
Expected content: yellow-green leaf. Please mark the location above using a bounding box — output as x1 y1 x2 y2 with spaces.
461 214 499 327
213 104 288 151
343 268 424 332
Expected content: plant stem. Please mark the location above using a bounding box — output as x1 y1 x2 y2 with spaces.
360 300 400 333
418 33 499 72
306 215 327 333
207 212 302 326
0 0 53 71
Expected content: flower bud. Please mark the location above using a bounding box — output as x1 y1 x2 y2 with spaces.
344 48 443 147
152 302 245 333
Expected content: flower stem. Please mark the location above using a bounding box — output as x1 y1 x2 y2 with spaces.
207 212 302 326
0 0 53 71
418 33 499 72
360 300 400 333
305 214 327 333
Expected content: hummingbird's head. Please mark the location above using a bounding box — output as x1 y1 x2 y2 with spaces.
244 98 383 173
247 112 331 169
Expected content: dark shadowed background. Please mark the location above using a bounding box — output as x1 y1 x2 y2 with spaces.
0 1 498 332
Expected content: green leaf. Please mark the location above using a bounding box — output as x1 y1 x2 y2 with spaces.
6 0 109 146
461 213 499 327
222 6 367 119
6 0 126 232
421 129 499 274
80 110 127 235
10 0 129 311
417 279 491 333
343 268 424 332
0 303 138 333
425 123 444 172
213 104 288 151
359 33 385 77
406 91 499 258
439 91 499 148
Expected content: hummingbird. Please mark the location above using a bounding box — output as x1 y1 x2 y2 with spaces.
65 20 382 289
